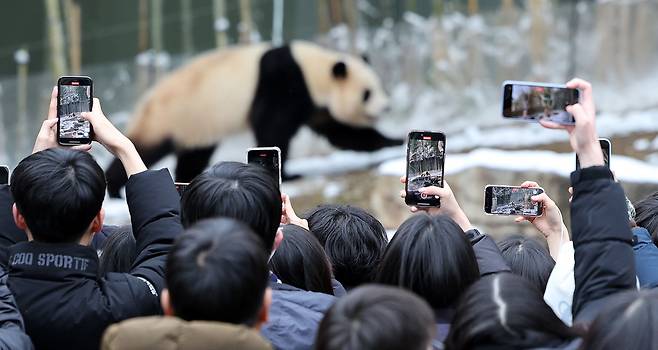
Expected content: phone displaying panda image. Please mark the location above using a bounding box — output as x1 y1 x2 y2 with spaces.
57 76 93 145
405 131 445 207
576 138 611 170
484 185 544 217
502 80 579 125
247 147 281 188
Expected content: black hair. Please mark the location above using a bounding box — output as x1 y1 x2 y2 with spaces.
180 161 281 252
497 235 555 292
166 217 269 325
634 191 658 245
315 284 435 350
269 224 334 295
10 148 106 243
304 205 387 289
376 214 479 310
445 273 581 350
98 226 136 275
580 290 658 350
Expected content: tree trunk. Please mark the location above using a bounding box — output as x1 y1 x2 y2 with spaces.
467 0 478 15
64 0 81 74
239 0 254 43
213 0 228 48
138 0 149 52
44 0 67 78
272 0 284 46
181 0 194 55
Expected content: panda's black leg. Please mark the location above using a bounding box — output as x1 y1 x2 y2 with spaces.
106 139 174 198
309 116 403 151
174 145 216 183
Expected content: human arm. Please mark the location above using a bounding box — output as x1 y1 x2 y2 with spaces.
0 268 33 350
540 79 635 321
514 181 569 260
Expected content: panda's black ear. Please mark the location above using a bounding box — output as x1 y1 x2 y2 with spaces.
332 61 348 80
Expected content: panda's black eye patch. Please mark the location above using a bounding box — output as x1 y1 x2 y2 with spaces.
363 89 371 103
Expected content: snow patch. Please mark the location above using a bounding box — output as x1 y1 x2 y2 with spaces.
378 148 658 184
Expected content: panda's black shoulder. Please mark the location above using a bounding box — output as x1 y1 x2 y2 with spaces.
249 44 315 128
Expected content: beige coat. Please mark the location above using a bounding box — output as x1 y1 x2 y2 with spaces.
102 316 272 350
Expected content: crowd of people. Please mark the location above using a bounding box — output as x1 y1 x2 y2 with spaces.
0 78 657 350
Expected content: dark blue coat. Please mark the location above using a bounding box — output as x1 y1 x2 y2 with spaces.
262 282 336 350
632 226 658 288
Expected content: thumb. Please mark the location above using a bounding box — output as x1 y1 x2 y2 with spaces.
91 98 102 114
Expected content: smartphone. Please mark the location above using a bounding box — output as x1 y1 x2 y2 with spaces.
405 131 446 207
576 138 611 170
247 147 281 187
484 185 544 217
0 166 8 185
502 80 579 125
174 182 189 196
57 76 93 145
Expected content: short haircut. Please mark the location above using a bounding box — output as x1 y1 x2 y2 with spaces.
98 226 136 275
10 148 106 243
581 290 658 350
304 205 387 288
269 224 334 295
180 161 281 251
376 214 479 310
634 191 658 245
497 235 555 292
316 284 435 350
445 273 580 350
166 218 269 325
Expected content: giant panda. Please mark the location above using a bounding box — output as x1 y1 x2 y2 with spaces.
106 40 403 197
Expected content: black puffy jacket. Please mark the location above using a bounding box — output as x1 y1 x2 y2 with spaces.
0 169 183 350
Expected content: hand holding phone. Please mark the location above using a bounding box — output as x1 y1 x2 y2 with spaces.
484 185 544 217
539 78 605 168
57 76 93 145
405 131 445 207
32 87 92 154
502 80 579 125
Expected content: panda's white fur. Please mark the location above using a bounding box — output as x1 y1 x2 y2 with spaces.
126 41 389 149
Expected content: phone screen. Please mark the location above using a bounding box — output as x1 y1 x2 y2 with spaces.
175 182 189 196
485 186 544 216
247 148 281 187
405 131 445 207
0 166 8 185
502 82 579 124
58 76 93 145
576 139 611 170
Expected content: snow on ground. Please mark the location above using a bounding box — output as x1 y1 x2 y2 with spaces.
379 148 658 184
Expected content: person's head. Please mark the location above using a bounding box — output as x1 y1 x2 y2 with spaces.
269 224 334 295
10 148 105 244
98 226 136 275
304 204 387 289
445 273 580 350
634 191 658 245
180 161 281 252
497 235 555 292
376 214 479 310
580 290 658 350
163 218 271 328
316 285 435 350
